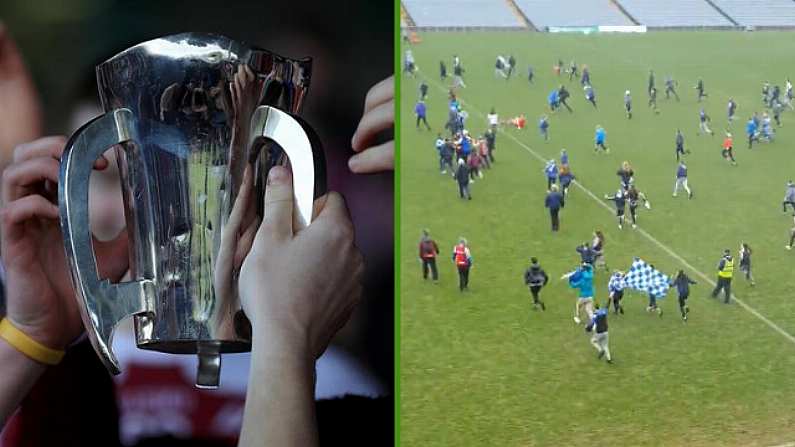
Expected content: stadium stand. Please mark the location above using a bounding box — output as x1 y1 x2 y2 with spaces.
616 0 734 27
711 0 795 27
513 0 633 28
402 0 526 28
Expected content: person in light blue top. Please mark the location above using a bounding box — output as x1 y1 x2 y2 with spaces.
539 114 550 141
746 116 758 149
562 263 595 324
560 148 569 166
594 125 608 153
548 89 560 112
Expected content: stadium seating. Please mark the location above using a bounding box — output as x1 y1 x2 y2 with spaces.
513 0 633 28
402 0 525 28
617 0 734 27
711 0 795 27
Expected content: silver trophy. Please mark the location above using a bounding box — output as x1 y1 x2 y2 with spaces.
58 33 326 388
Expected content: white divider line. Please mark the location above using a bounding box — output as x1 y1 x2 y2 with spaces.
421 75 795 347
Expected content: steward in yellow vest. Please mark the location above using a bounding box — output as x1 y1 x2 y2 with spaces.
711 249 734 304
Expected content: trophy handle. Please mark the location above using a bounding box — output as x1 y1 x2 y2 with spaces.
249 105 327 229
59 108 156 375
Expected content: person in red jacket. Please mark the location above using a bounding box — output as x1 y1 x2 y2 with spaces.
452 238 473 292
418 229 440 282
722 132 737 166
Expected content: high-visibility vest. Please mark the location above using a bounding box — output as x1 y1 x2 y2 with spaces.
454 244 468 266
718 258 734 278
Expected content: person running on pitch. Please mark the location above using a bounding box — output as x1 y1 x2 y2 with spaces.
626 185 651 229
694 78 708 102
452 238 473 292
591 230 608 271
539 114 550 141
439 137 454 175
569 59 578 81
527 65 534 84
439 60 447 81
544 159 558 190
664 75 679 101
698 107 714 136
624 90 633 119
783 180 795 212
671 270 696 321
675 129 689 161
576 241 596 266
419 81 429 101
648 69 655 95
746 115 758 149
607 270 625 315
727 98 737 123
604 188 627 230
672 160 693 199
586 303 612 364
559 163 575 196
415 100 431 130
562 263 595 324
738 242 755 286
581 66 591 86
584 84 597 108
524 257 548 311
648 86 659 114
617 161 634 190
418 229 440 282
455 159 472 200
787 214 795 250
594 125 609 153
558 85 573 113
711 249 734 304
722 132 737 166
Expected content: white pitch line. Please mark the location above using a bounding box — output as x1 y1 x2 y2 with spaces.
421 75 795 347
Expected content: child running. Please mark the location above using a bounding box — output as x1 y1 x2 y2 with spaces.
671 270 697 322
607 270 625 315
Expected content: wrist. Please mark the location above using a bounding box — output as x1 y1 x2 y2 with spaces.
0 318 66 365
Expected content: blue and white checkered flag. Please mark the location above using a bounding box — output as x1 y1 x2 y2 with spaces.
623 258 671 298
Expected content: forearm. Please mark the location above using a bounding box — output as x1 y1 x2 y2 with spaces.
0 337 46 429
239 332 317 447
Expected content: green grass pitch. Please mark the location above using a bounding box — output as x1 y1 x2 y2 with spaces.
400 31 795 447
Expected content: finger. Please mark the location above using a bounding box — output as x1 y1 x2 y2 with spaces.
310 194 330 221
12 136 66 163
348 141 394 174
94 228 130 281
362 76 394 115
0 194 59 239
257 165 294 242
2 156 61 203
227 166 254 230
351 101 394 152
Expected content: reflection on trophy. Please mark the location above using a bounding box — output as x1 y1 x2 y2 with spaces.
58 33 326 388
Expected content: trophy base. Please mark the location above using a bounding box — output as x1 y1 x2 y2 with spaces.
137 339 251 355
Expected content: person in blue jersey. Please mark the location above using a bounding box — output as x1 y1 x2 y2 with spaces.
560 148 569 166
458 131 472 161
584 84 597 109
524 257 549 311
671 270 697 322
581 66 591 86
624 90 632 119
746 116 758 149
576 241 596 266
545 184 565 232
607 271 625 315
586 304 613 363
594 125 609 154
455 159 472 200
562 263 595 324
414 100 431 130
539 114 550 141
604 189 627 230
672 160 693 199
544 159 558 190
548 88 560 112
675 129 689 161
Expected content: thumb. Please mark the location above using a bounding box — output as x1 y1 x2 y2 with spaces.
258 165 294 242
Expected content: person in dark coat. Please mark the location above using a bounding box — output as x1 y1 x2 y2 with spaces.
544 184 565 232
524 257 549 311
455 159 471 200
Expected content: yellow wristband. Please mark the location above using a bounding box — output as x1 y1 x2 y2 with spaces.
0 318 65 365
